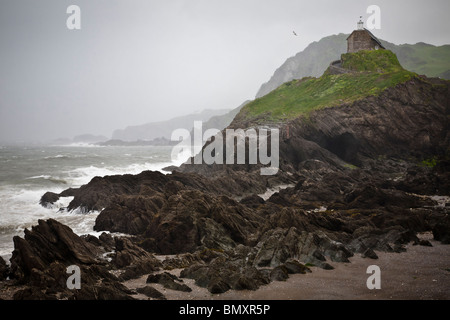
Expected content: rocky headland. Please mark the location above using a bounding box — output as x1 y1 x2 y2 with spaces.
0 50 449 300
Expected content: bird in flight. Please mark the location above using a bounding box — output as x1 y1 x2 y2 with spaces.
293 31 297 36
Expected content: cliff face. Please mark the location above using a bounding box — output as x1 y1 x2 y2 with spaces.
278 76 449 168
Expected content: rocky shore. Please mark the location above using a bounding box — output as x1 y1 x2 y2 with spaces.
0 74 449 300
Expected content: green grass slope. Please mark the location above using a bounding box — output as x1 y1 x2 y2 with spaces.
383 42 450 78
238 50 417 123
255 35 450 99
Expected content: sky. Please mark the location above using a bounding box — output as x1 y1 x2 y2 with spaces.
1 0 449 143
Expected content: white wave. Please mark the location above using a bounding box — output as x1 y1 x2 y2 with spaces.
0 186 101 257
25 174 68 185
64 160 180 187
170 146 193 167
52 142 102 148
27 175 52 180
0 187 64 226
258 184 295 201
43 154 68 159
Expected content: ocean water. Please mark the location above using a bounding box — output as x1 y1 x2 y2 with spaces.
0 144 190 261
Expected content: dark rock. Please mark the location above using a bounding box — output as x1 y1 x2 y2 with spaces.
110 237 162 281
270 266 289 281
208 279 231 294
141 190 262 254
0 256 8 281
180 255 270 294
8 219 133 300
344 186 429 210
136 286 167 300
146 272 192 292
162 253 202 270
432 219 450 244
319 262 335 270
240 194 265 208
312 249 327 261
39 192 60 208
13 287 58 300
82 234 102 247
283 259 311 274
94 194 165 235
9 219 101 281
253 227 352 269
418 239 433 247
362 248 378 259
68 171 171 212
98 232 115 249
233 267 271 290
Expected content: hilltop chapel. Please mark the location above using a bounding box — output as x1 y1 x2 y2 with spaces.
347 18 385 53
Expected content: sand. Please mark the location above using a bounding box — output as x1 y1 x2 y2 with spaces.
124 233 450 300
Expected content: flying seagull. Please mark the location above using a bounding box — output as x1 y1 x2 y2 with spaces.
293 31 297 36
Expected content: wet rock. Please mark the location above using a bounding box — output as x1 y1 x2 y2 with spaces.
180 256 270 294
8 219 133 300
141 190 262 254
146 272 192 292
362 248 378 259
432 218 450 244
418 240 433 247
161 253 202 270
270 266 289 282
253 227 352 268
39 192 60 208
98 232 115 250
9 219 101 281
13 287 57 300
136 286 166 300
110 237 162 281
0 256 8 281
344 186 429 210
208 279 231 294
240 194 265 208
283 259 311 274
94 194 165 235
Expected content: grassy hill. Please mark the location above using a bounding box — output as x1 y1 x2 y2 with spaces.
256 34 450 98
382 42 450 78
238 50 417 123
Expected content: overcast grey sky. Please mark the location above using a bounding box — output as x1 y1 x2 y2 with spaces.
1 0 449 143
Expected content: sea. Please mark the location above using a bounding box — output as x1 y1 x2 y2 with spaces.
0 143 190 262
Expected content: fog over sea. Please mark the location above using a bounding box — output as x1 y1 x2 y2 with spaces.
0 144 189 261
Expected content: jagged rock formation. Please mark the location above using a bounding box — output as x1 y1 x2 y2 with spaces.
8 219 134 300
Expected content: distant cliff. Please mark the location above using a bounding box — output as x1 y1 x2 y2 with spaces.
111 109 230 142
